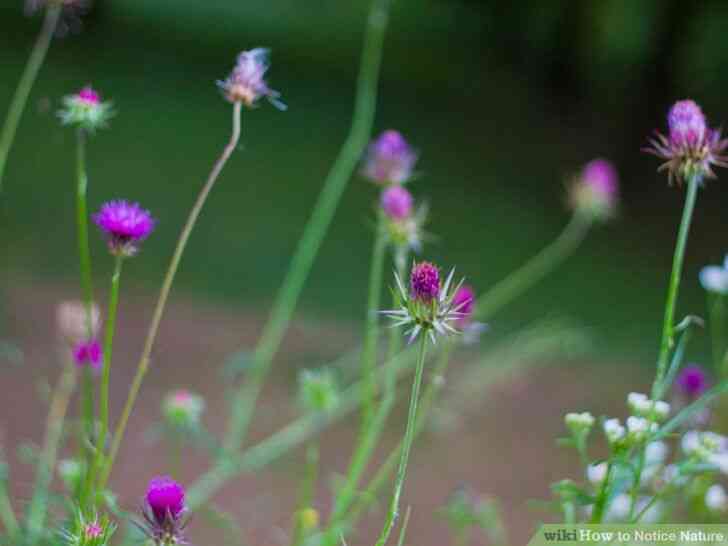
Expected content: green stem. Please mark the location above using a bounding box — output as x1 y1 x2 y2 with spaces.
99 102 243 490
92 255 123 490
374 334 427 546
0 4 60 192
708 293 727 376
26 362 77 546
223 0 393 455
627 447 645 521
290 443 319 546
0 480 18 537
652 173 701 395
474 213 592 322
590 461 613 524
361 213 387 427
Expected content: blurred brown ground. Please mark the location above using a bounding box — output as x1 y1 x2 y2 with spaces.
1 280 650 546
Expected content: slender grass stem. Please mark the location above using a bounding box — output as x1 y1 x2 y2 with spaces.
223 0 393 455
0 480 18 537
589 461 613 524
361 213 387 426
474 213 592 322
373 334 427 546
652 174 701 395
26 362 77 546
100 102 243 490
0 4 60 192
290 443 319 546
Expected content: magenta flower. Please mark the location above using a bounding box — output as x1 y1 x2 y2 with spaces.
218 48 285 109
77 86 100 106
410 261 440 303
570 158 619 219
59 85 114 132
677 365 709 398
362 130 417 185
452 284 475 326
645 99 728 185
72 339 102 371
93 200 155 257
141 476 188 544
84 522 103 539
381 185 413 220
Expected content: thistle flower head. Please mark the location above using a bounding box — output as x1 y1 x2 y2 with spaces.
61 509 115 546
380 185 413 220
569 158 619 219
58 86 114 132
218 48 285 110
700 255 728 294
644 99 728 185
676 364 709 398
141 476 188 545
93 200 155 257
381 261 467 344
362 130 417 185
162 389 205 430
72 339 102 371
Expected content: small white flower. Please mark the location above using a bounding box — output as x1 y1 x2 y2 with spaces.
682 430 728 464
626 416 658 441
586 462 608 485
700 256 728 294
645 441 669 466
604 418 626 444
627 392 670 421
565 412 595 430
662 464 688 488
706 484 728 512
709 453 728 475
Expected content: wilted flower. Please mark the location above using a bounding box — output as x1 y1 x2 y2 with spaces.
706 484 728 513
569 158 619 219
644 99 728 185
700 256 728 295
57 300 100 342
162 389 205 430
93 200 155 257
58 86 114 132
298 368 339 412
380 185 413 220
72 339 102 371
218 48 285 109
141 476 188 545
381 262 467 344
677 364 710 398
362 130 417 185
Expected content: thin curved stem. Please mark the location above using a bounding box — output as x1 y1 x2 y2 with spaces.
223 0 393 455
652 173 700 396
0 5 60 192
373 334 427 546
474 213 592 322
100 101 242 489
26 362 77 546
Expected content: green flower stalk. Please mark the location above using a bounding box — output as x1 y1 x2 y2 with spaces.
0 3 61 192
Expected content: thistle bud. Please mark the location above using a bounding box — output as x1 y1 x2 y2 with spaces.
298 369 339 413
362 130 417 185
162 389 205 430
58 86 114 133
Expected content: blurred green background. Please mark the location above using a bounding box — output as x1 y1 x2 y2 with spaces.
3 0 728 363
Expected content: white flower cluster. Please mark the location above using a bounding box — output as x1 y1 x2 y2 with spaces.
627 392 671 421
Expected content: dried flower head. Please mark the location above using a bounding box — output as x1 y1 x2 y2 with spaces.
569 158 619 219
362 130 418 185
380 185 413 220
676 364 709 398
218 48 285 109
93 200 155 257
381 261 468 344
72 339 102 371
58 86 114 132
141 476 188 545
162 389 205 430
645 99 728 185
56 300 100 342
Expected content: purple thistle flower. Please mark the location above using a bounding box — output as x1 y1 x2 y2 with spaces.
72 339 102 371
410 261 440 303
452 284 475 327
76 86 100 106
218 48 285 110
93 200 155 257
380 185 413 220
570 158 619 219
677 364 709 398
644 99 728 185
141 476 188 545
362 130 417 185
